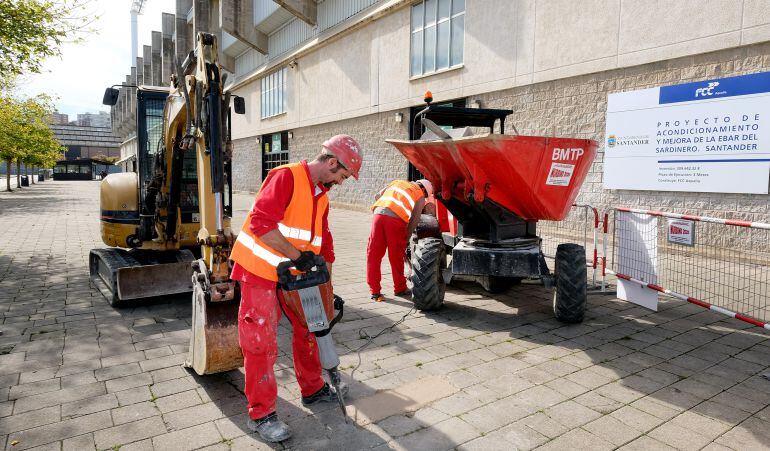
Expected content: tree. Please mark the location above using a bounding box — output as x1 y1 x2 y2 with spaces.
0 0 92 80
22 112 63 184
0 94 61 191
0 97 23 191
91 154 119 165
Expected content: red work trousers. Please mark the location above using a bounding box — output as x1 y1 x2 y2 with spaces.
366 213 408 295
238 281 325 420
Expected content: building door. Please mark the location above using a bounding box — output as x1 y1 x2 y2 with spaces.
407 98 466 181
261 132 289 180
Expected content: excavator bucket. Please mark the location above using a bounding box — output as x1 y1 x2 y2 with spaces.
186 270 242 375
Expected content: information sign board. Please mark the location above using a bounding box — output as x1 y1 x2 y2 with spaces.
604 72 770 194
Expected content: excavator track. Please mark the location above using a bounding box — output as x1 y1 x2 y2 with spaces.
89 248 142 307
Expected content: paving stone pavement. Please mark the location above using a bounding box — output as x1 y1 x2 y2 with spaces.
2 180 770 450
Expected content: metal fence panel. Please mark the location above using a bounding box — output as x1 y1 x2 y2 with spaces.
608 208 770 327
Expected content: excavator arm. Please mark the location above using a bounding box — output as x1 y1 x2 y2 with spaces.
93 32 244 373
165 32 243 374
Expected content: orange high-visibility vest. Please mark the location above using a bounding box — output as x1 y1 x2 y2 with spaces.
371 180 424 223
230 163 328 282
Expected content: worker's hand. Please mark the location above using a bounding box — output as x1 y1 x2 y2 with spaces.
292 251 317 272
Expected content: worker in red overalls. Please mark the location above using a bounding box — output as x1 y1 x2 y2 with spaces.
229 135 363 442
367 178 433 302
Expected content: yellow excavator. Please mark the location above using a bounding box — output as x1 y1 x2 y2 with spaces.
93 33 243 374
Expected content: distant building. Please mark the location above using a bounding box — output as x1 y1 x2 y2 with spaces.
51 124 121 160
49 111 69 125
76 111 111 128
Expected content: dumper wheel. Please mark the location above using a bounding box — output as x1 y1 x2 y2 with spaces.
411 237 446 311
479 276 522 294
553 243 587 323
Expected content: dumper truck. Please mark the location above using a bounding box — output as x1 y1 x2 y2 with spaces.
388 96 598 323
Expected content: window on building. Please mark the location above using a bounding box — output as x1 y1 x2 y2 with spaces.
65 146 81 159
260 68 287 119
261 131 289 180
410 0 465 77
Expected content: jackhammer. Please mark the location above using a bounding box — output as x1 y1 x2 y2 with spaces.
276 256 347 421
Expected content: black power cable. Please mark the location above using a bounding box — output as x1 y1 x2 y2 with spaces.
347 305 416 382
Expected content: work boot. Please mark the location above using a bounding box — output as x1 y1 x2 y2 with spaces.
301 382 349 406
371 293 385 302
247 412 291 443
394 288 411 298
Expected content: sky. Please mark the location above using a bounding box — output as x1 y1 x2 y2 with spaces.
19 0 176 116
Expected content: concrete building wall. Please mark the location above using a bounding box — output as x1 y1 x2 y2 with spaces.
224 1 770 222
285 108 410 209
231 107 410 208
232 50 770 224
499 41 770 222
230 0 770 139
232 136 261 192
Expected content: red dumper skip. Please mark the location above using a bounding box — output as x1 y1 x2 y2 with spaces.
387 97 597 323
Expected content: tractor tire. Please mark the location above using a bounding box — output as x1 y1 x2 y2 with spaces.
553 243 587 323
414 214 441 240
478 275 522 294
410 237 446 311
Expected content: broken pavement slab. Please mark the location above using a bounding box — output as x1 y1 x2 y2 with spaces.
348 376 457 425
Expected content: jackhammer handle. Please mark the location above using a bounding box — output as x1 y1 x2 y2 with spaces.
328 295 344 330
276 254 326 274
276 255 329 290
314 294 344 338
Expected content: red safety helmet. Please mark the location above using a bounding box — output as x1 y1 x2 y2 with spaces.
322 134 363 180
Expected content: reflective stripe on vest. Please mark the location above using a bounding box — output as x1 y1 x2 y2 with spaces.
276 223 323 247
378 196 412 220
230 162 328 281
371 180 424 223
278 223 311 241
389 186 416 209
235 232 290 267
